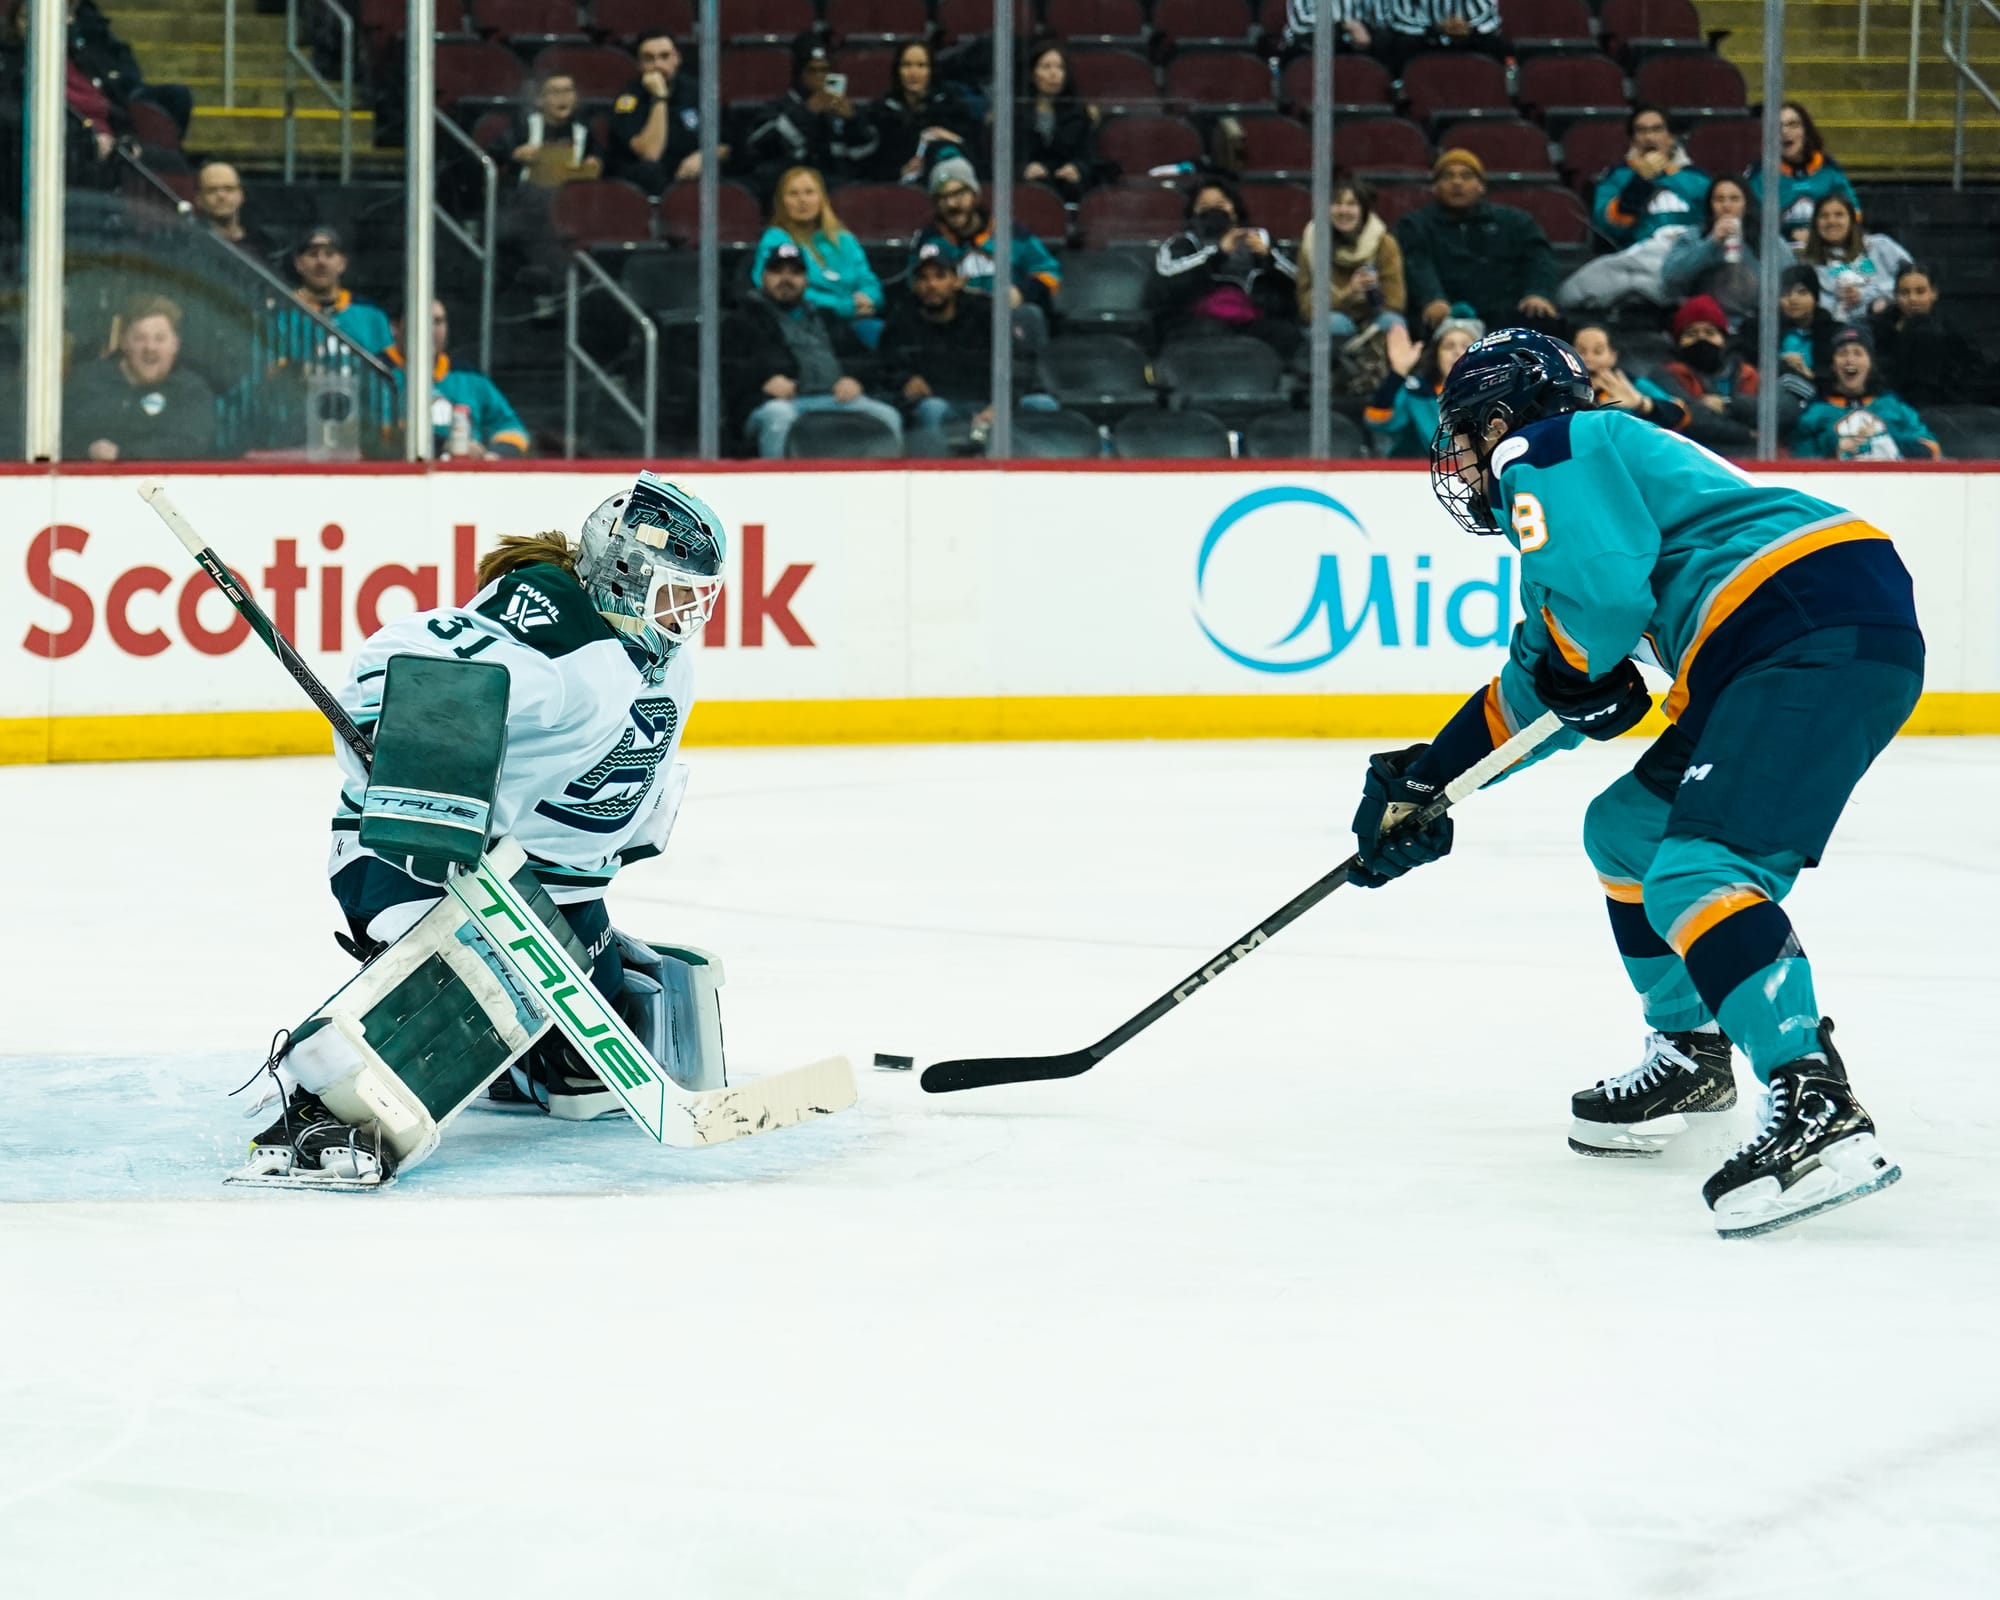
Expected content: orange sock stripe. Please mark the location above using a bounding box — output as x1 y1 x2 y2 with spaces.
1668 886 1770 957
1598 875 1645 904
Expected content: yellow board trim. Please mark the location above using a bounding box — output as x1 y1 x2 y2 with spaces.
4 691 1999 765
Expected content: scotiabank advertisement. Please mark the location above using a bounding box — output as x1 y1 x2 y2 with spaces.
3 467 1994 756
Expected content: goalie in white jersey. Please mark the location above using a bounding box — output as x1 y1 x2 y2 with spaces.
243 473 731 1185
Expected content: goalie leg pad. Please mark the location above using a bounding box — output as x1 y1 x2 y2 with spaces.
283 891 553 1172
615 932 728 1093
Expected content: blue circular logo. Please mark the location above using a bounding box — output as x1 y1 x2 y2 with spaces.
1194 486 1373 674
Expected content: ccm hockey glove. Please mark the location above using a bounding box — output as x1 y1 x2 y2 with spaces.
1350 745 1454 888
1532 652 1651 741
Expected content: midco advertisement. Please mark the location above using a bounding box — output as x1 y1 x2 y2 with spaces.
3 467 1994 759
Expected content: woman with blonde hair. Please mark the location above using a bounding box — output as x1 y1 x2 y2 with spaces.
752 165 886 346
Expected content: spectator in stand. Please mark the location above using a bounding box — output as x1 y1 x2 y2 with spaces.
1352 0 1509 76
863 40 978 185
192 160 275 263
1793 326 1942 461
1797 193 1913 325
920 156 1064 351
491 71 602 187
722 242 902 458
1151 174 1300 356
1652 293 1795 454
384 299 529 459
63 294 217 461
1749 100 1861 247
1871 264 1988 408
1364 306 1481 457
1661 174 1765 330
67 0 191 138
881 243 1060 454
1015 41 1103 202
1570 323 1690 430
745 32 879 200
1767 261 1836 394
1396 149 1560 334
1281 0 1380 58
292 226 393 354
1295 172 1406 339
606 32 724 195
5 0 120 184
752 165 885 348
1557 105 1710 315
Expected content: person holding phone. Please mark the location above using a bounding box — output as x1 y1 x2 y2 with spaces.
746 31 880 197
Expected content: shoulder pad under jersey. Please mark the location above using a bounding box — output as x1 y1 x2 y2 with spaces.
1490 411 1580 480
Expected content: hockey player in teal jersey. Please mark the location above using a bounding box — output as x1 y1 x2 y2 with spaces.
1348 328 1923 1238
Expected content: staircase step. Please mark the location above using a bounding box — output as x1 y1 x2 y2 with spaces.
1770 55 2000 92
1802 87 2000 120
115 14 285 47
189 104 376 156
175 77 311 112
1814 117 2000 162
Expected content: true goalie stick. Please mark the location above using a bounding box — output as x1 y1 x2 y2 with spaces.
141 481 855 1148
920 709 1566 1093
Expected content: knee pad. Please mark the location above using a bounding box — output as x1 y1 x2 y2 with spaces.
614 931 728 1093
1582 771 1671 883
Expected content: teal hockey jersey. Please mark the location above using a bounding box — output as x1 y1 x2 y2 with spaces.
1422 406 1921 782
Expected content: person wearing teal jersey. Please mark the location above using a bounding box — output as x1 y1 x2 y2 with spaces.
1791 326 1942 462
1746 101 1861 246
1346 328 1923 1238
385 300 530 458
752 166 886 348
1363 309 1481 458
1557 104 1711 314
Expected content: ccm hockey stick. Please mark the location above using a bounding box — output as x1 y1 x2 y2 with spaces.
141 481 856 1147
921 709 1565 1093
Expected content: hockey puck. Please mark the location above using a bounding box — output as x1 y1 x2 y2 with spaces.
873 1052 915 1071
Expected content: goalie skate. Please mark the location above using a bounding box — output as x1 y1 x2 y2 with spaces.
227 1086 396 1192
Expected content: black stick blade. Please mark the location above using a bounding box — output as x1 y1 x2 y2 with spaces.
920 1050 1099 1094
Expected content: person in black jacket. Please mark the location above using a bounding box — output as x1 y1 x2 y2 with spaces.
1871 264 1988 408
720 243 902 457
861 40 979 184
1016 41 1103 200
68 0 190 136
63 295 219 461
745 32 879 203
1150 175 1300 356
605 32 724 195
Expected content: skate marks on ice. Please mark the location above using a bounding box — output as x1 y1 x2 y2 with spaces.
0 1054 873 1202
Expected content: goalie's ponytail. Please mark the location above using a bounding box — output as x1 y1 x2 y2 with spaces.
476 531 580 588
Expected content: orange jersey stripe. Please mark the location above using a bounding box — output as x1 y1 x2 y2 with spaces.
1482 677 1512 746
1662 520 1889 720
1541 606 1589 672
1668 886 1769 957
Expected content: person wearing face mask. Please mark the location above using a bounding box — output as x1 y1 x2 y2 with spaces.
1660 175 1764 329
1151 174 1300 355
1655 294 1796 454
1792 327 1941 460
1869 265 1986 408
1557 104 1711 315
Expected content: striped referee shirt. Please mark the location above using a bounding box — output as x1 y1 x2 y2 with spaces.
1287 0 1502 37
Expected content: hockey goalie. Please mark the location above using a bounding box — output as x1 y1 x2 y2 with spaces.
238 472 736 1188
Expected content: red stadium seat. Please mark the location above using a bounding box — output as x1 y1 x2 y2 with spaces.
1066 47 1160 111
1240 181 1310 243
1559 118 1633 193
434 40 525 110
720 46 794 106
126 99 181 150
1236 114 1312 179
1435 118 1557 180
825 0 929 45
1371 184 1433 229
365 0 469 36
1599 0 1707 59
829 182 934 242
1685 118 1766 179
531 45 634 100
550 179 654 246
1491 183 1591 246
1163 50 1273 112
657 180 764 247
591 0 692 43
1010 182 1072 242
725 0 816 45
1332 117 1433 178
1500 0 1597 54
1517 54 1628 135
833 46 896 97
1044 0 1148 47
1400 52 1513 129
1078 184 1188 247
1152 0 1256 49
1095 114 1202 177
935 0 1035 40
474 0 586 49
1279 54 1393 114
1634 55 1749 119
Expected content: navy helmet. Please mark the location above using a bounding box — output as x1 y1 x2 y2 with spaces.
1429 328 1595 536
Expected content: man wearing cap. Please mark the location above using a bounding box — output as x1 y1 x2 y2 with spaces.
745 30 879 198
1558 104 1710 315
917 156 1063 351
606 32 725 196
292 227 393 355
721 241 903 457
1394 149 1560 335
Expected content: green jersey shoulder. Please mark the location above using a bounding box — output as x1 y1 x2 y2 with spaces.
473 562 616 659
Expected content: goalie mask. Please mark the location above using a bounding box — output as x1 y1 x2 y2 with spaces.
578 473 726 674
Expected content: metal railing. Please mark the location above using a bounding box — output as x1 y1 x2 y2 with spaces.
1944 0 2000 185
433 110 497 377
564 251 657 460
284 0 355 183
1856 0 1926 119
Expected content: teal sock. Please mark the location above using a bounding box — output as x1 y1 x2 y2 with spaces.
1716 953 1822 1084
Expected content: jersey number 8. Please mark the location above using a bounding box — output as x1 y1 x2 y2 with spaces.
1511 493 1550 552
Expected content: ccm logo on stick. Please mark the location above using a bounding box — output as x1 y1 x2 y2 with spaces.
1171 930 1270 1003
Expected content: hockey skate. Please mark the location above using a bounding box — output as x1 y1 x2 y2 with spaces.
1703 1018 1900 1239
231 1085 396 1191
1569 1028 1736 1157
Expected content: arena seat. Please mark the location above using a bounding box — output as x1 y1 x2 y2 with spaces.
1517 54 1629 137
550 179 653 248
1634 55 1750 120
1077 184 1188 248
1279 54 1394 115
784 407 903 459
1040 333 1156 419
1004 406 1105 458
1112 407 1232 459
1436 119 1558 181
1164 50 1274 114
1241 407 1369 459
1236 114 1312 180
1096 114 1203 178
825 0 929 46
1152 0 1257 50
1155 335 1286 418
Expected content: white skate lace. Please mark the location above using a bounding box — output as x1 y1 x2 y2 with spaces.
1597 1031 1701 1101
1731 1077 1793 1162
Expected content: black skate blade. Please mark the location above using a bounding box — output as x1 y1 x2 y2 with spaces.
1715 1163 1902 1239
921 1049 1097 1094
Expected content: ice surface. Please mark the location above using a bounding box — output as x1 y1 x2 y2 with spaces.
3 738 1997 1598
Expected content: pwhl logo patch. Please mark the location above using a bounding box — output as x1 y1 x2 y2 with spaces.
1193 487 1514 675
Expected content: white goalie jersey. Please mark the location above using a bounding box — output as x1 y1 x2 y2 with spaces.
330 560 695 900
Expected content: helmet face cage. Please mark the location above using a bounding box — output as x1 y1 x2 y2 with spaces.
1427 330 1595 539
579 473 726 659
1430 410 1505 537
